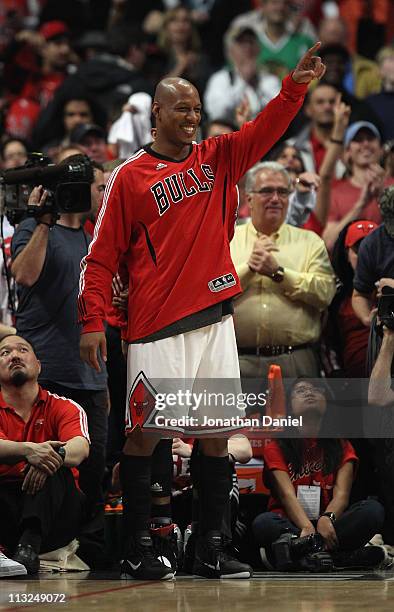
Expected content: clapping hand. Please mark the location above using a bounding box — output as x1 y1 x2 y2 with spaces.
364 164 385 201
248 236 279 277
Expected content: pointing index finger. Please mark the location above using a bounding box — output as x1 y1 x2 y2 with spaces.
305 41 321 57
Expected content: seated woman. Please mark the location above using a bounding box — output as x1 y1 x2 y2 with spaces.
252 378 385 570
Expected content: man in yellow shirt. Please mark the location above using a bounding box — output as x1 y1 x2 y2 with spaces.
231 161 336 378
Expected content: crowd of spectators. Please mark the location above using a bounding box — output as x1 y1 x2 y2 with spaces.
1 0 394 577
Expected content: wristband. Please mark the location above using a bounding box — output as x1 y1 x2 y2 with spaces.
271 266 284 283
321 511 336 523
56 446 66 463
329 138 343 145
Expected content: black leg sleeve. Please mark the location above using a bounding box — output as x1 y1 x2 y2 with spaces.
119 454 152 545
151 439 173 499
198 454 230 535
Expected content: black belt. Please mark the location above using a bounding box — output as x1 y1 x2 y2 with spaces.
238 343 312 357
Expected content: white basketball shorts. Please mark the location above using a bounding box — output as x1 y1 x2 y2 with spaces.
125 315 246 437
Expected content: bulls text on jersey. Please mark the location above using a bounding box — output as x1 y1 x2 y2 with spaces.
150 164 215 215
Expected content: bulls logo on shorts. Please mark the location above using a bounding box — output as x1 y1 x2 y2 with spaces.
126 371 157 433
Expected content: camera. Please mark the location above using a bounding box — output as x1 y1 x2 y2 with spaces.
272 532 333 572
0 153 94 225
378 286 394 331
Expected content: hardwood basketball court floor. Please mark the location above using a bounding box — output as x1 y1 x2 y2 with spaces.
1 570 394 611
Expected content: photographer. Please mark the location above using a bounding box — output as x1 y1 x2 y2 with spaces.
10 155 107 528
352 186 394 330
368 324 394 546
252 379 385 571
369 325 394 406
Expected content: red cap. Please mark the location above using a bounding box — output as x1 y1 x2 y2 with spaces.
345 220 378 248
39 21 69 41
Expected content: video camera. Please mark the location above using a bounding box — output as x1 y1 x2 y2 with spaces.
0 153 94 225
378 286 394 331
272 532 333 572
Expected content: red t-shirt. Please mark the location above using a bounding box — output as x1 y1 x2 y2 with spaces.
302 210 323 236
263 438 358 516
78 75 308 342
21 73 65 110
338 296 370 377
329 178 394 225
0 387 90 483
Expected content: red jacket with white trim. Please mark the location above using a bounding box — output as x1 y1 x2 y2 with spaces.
78 75 308 342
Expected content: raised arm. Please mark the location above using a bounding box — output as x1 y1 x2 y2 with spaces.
314 95 350 229
352 289 376 327
11 187 53 287
225 43 325 185
368 327 394 406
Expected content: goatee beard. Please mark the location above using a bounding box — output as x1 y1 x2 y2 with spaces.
10 369 28 387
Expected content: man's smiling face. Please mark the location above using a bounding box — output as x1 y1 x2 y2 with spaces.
153 83 202 148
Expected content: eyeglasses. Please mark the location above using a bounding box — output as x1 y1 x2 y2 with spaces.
249 187 290 198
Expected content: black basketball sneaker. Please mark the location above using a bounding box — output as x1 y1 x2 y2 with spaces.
120 531 174 580
150 517 183 573
193 531 253 579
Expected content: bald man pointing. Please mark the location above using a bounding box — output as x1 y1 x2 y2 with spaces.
78 45 325 580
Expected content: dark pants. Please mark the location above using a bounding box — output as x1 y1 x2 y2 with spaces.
252 500 385 555
41 381 108 514
105 325 126 467
0 468 86 554
371 438 394 544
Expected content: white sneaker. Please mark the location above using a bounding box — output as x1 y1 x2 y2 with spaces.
0 551 27 577
367 534 384 547
366 535 394 568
